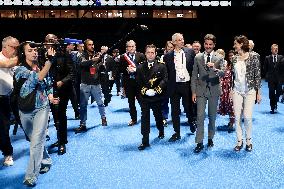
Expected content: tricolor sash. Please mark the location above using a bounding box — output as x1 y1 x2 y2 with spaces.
124 53 136 68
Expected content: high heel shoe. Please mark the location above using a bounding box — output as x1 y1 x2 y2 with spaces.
245 144 253 152
234 141 243 152
245 138 252 152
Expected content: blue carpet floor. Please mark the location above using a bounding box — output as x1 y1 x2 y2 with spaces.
1 80 284 189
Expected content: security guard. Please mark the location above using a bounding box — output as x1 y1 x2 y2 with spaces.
136 44 168 150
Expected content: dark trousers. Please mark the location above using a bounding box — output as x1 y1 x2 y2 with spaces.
70 84 80 116
141 100 164 144
185 84 197 122
124 78 140 121
268 81 282 110
170 82 190 135
51 87 71 145
161 98 169 120
0 96 13 156
75 74 81 104
100 74 112 104
109 72 121 93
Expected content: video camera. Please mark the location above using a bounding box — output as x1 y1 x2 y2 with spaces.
29 38 83 51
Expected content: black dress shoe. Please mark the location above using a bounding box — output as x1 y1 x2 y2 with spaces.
50 141 59 148
46 135 50 141
104 101 109 107
163 119 168 127
23 179 36 187
189 120 197 133
75 113 80 120
58 144 66 155
194 143 204 153
128 120 137 126
270 109 275 114
228 122 235 133
168 133 181 142
158 132 165 139
74 124 87 133
39 164 51 174
138 143 150 150
207 139 214 148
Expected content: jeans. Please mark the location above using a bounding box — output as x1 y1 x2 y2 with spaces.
80 83 106 125
20 106 51 182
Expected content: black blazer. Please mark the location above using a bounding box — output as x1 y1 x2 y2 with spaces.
119 52 145 76
163 47 195 96
264 54 284 83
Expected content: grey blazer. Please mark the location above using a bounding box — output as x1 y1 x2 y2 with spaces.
191 51 224 97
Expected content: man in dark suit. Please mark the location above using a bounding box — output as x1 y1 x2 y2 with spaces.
136 44 168 150
191 34 224 153
120 40 145 126
163 33 196 142
264 44 283 114
98 46 114 106
46 34 75 155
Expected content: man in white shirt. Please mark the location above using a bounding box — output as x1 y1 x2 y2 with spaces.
0 36 19 166
163 33 196 142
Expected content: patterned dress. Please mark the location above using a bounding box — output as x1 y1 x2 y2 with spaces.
218 66 234 115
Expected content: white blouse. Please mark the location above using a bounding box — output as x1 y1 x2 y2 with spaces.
233 59 248 94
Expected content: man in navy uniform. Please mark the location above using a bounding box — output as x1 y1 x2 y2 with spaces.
136 44 168 150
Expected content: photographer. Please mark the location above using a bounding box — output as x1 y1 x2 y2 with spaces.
74 39 107 133
15 41 55 187
44 34 76 155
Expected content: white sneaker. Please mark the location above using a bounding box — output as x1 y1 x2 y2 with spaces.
3 155 14 166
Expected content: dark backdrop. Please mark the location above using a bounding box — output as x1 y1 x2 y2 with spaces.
0 6 283 59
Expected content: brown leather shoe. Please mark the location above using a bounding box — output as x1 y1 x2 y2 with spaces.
102 117 107 126
74 124 87 133
128 120 137 126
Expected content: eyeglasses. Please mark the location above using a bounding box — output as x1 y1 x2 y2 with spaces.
7 45 18 50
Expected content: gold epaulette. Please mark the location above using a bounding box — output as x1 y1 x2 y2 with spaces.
141 87 148 95
154 86 162 94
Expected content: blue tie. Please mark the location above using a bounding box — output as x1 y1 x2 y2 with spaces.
130 54 134 61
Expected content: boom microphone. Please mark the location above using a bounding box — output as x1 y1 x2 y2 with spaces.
140 25 148 30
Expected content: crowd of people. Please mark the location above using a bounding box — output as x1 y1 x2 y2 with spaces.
0 32 283 186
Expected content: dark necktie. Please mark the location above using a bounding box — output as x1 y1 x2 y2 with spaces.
148 62 153 69
273 55 277 63
206 53 210 71
206 53 210 63
130 54 134 61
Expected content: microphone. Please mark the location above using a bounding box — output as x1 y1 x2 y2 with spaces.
140 25 148 30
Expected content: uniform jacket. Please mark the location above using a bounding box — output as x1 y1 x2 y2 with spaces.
136 60 168 102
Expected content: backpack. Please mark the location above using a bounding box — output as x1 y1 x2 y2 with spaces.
11 75 37 112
